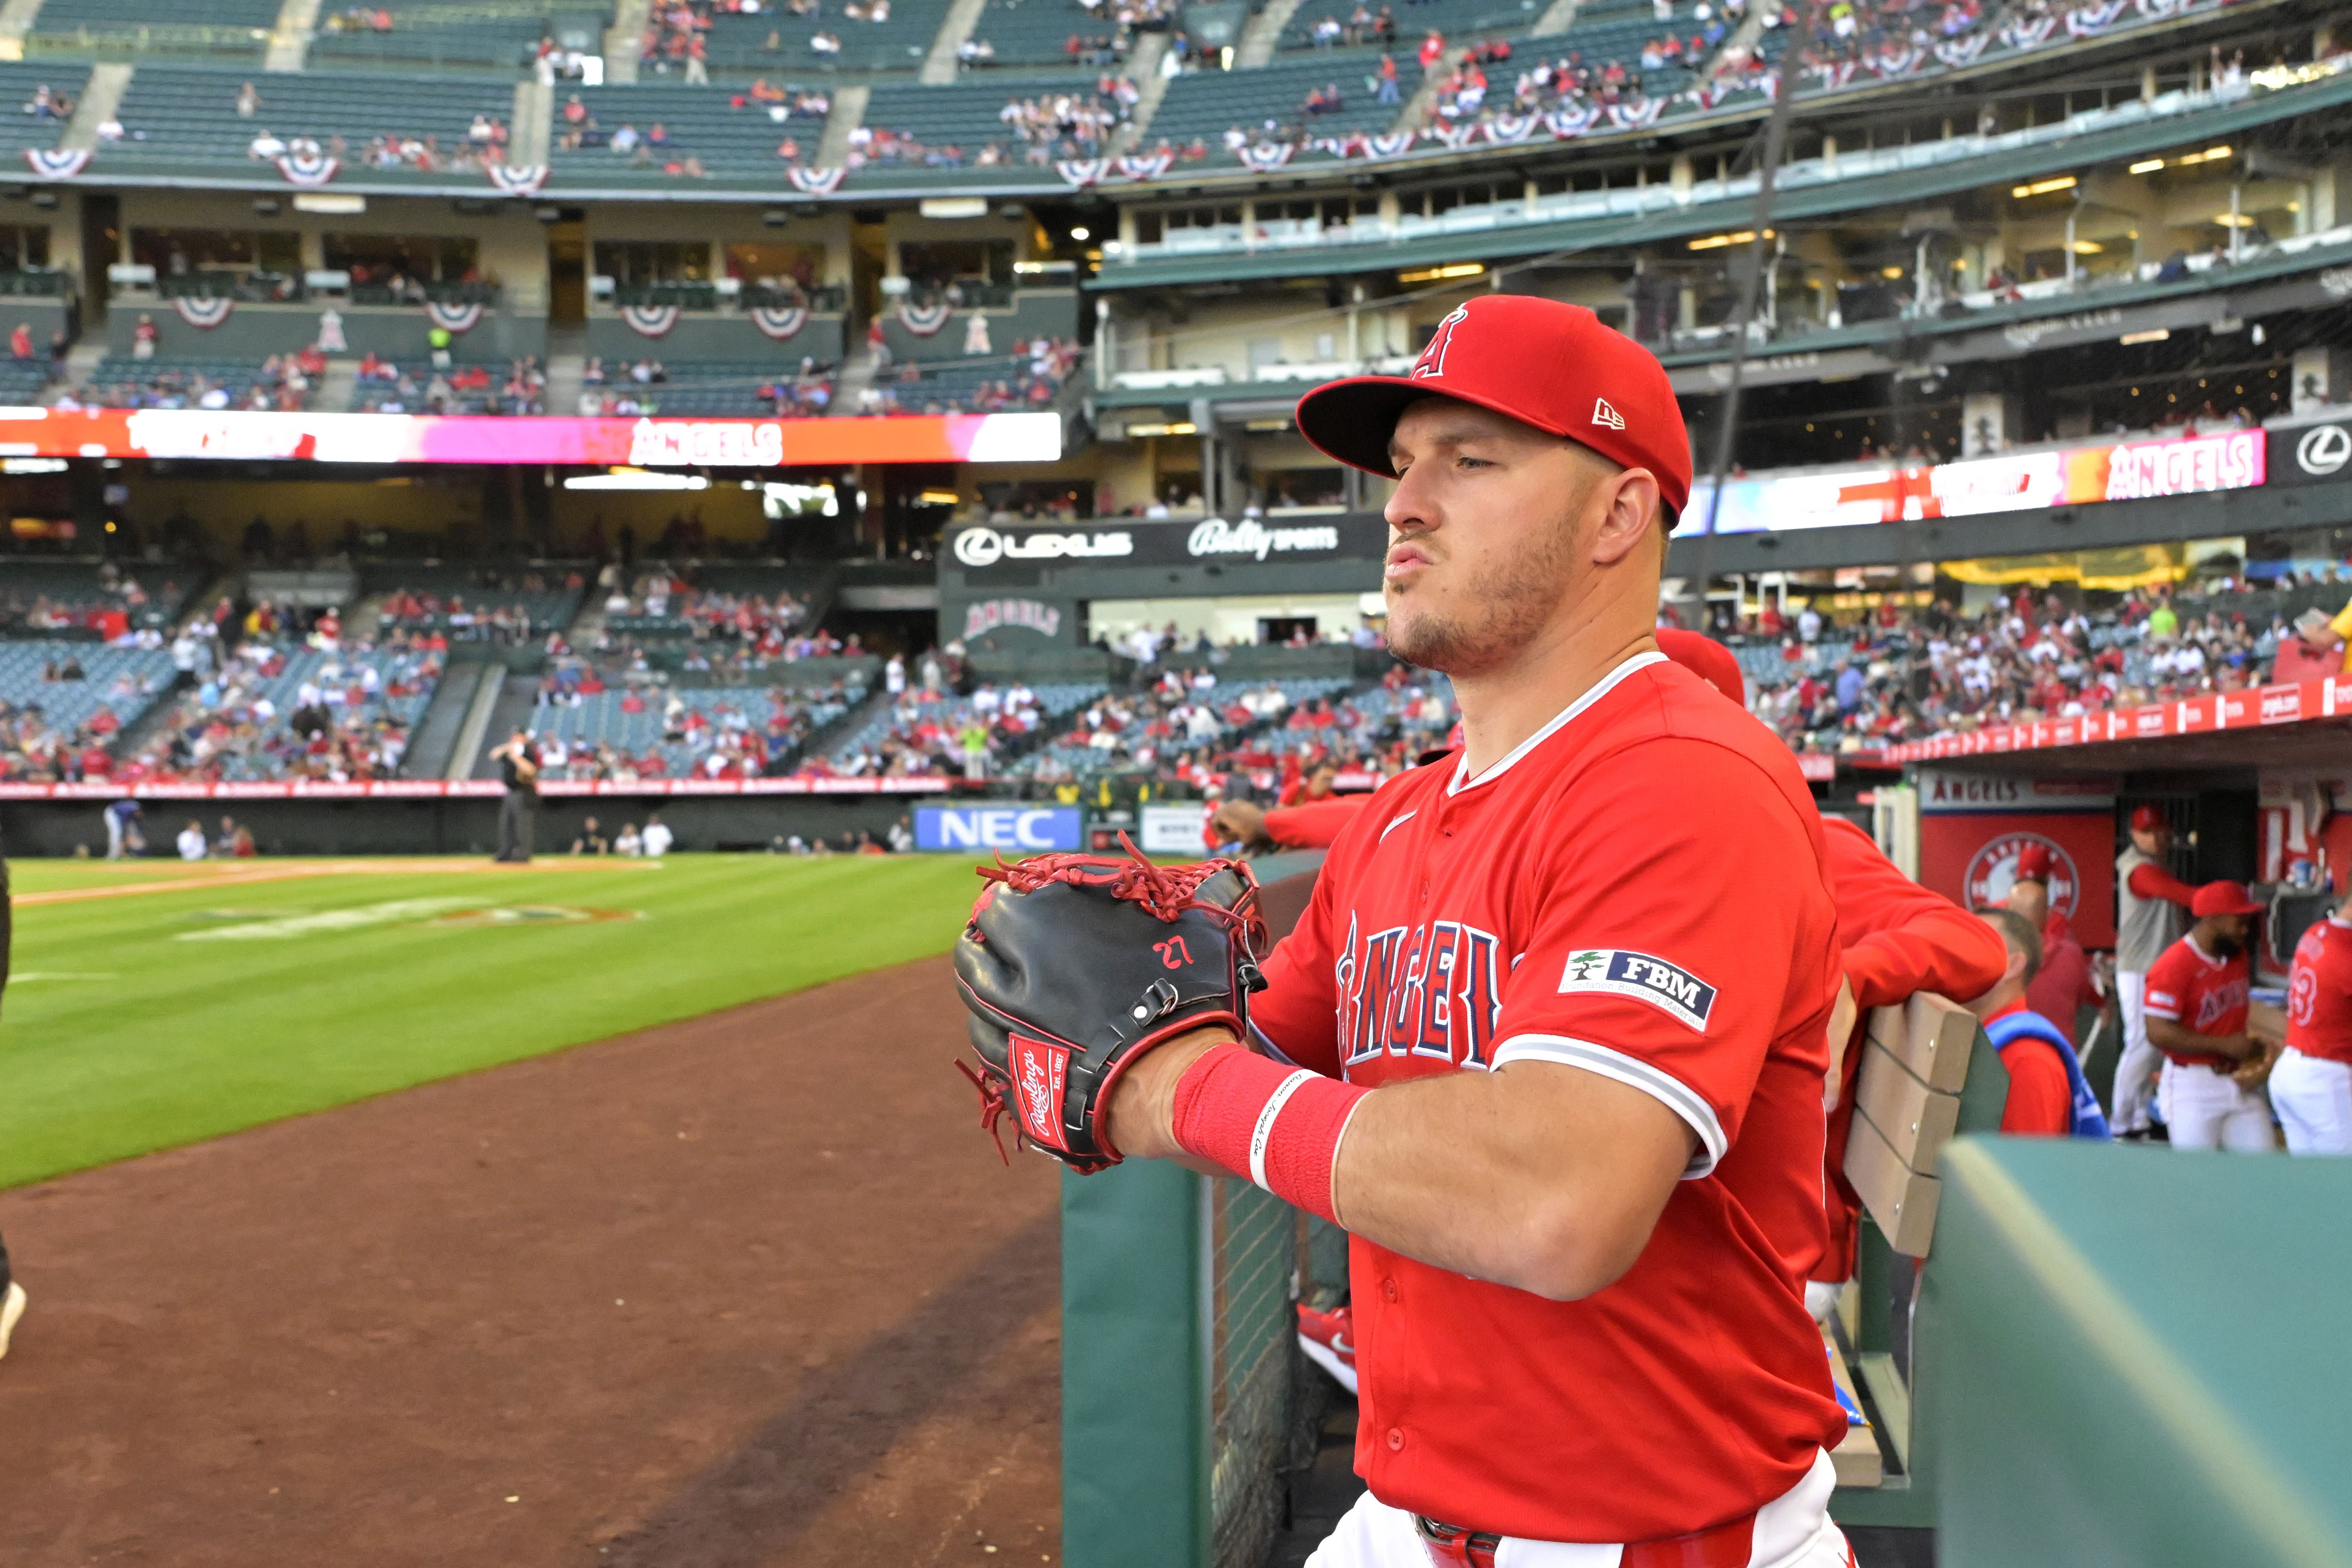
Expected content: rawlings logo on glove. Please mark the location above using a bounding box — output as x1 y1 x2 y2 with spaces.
952 838 1269 1173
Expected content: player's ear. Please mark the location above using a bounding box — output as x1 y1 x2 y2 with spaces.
1588 464 1662 568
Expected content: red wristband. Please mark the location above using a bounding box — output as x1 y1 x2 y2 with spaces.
1169 1045 1368 1224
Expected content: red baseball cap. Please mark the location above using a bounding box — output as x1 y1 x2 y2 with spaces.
1293 294 1694 523
2130 805 2167 831
1656 629 1745 706
2013 844 2055 883
2192 881 2263 918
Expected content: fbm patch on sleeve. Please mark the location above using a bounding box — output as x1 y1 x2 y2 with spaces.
1558 949 1718 1032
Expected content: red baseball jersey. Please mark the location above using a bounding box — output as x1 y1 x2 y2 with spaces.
2142 934 2249 1068
2286 913 2352 1065
1248 653 1848 1543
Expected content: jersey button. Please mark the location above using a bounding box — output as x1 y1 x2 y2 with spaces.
1386 1427 1405 1452
1381 1278 1399 1302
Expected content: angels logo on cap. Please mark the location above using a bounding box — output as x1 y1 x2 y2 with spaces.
1411 305 1468 380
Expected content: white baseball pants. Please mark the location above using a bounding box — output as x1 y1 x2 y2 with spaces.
2270 1049 2352 1155
2111 972 2163 1133
2156 1060 2274 1152
1303 1451 1851 1568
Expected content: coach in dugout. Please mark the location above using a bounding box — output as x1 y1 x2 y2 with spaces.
1096 298 1858 1567
2142 881 2277 1151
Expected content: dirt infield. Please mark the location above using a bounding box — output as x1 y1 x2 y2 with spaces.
0 954 1062 1568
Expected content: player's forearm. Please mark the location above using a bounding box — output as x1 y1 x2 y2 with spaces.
2146 1018 2256 1061
1326 1063 1694 1300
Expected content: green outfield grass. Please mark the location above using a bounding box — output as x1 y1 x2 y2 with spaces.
1 854 986 1189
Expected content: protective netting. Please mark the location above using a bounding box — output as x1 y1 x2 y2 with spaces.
1208 1179 1305 1568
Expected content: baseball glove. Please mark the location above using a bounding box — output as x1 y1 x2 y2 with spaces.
952 839 1270 1174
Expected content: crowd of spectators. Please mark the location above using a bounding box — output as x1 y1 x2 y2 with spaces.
61 343 321 413
356 353 545 416
0 565 183 639
851 75 1137 168
377 568 583 645
1736 575 2352 754
1301 4 1399 50
17 81 75 122
638 0 896 78
0 657 168 782
521 678 865 782
117 635 442 785
822 676 1070 780
860 334 1078 414
598 565 815 644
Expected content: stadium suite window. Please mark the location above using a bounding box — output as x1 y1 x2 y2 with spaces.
900 240 1014 290
0 225 50 270
593 241 710 285
322 234 480 283
725 240 824 291
130 229 301 276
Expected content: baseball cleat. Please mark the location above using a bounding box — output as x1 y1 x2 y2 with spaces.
1297 1302 1357 1395
0 1282 24 1362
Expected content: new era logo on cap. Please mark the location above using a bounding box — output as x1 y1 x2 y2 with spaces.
1592 396 1625 431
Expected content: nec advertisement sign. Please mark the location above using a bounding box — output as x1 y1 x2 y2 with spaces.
947 515 1389 573
2267 419 2352 489
916 804 1084 853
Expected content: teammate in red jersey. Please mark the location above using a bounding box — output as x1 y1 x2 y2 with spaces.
2143 881 2272 1151
2274 889 2352 1154
1101 296 1855 1566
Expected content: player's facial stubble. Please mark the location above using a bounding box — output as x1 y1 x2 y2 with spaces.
1385 467 1594 677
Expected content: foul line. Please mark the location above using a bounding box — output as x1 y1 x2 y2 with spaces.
17 858 662 907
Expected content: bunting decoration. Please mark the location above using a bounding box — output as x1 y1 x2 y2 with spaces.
276 151 339 187
621 303 681 337
1483 112 1538 144
1237 141 1296 173
785 165 846 195
751 303 809 340
1869 44 1926 76
2132 0 2179 14
2064 0 2127 35
1998 13 2057 46
1933 31 1989 66
1545 106 1600 138
1806 59 1858 90
23 147 91 179
1421 122 1479 149
1114 150 1172 181
172 297 235 329
896 300 953 336
486 164 549 196
424 300 484 334
1604 97 1665 129
1363 131 1418 158
1055 158 1109 187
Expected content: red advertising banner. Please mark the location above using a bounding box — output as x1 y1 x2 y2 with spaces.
1886 673 2352 763
1917 772 2119 948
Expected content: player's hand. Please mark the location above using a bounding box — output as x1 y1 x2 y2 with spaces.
1210 799 1272 850
1822 974 1858 1111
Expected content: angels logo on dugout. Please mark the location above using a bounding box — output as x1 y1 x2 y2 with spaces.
1964 833 2078 916
1009 1035 1073 1153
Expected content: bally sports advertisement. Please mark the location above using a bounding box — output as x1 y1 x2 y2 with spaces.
1915 770 2119 948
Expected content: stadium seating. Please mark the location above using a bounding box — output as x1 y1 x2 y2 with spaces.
104 64 521 178
364 565 584 639
1007 675 1357 781
1278 0 1539 53
70 355 318 411
126 645 442 782
861 347 1072 412
524 679 867 779
1146 55 1401 162
551 81 832 182
0 359 51 404
961 0 1141 69
28 0 279 62
0 641 176 779
825 679 1101 776
306 0 566 74
0 562 195 634
856 75 1129 170
0 64 90 155
654 0 947 79
576 360 836 416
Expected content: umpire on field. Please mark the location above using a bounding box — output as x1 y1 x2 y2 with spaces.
490 729 538 864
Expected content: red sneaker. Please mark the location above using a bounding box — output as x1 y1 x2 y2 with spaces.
1296 1302 1356 1394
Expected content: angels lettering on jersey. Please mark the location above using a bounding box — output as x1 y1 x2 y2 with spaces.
1330 912 1506 1072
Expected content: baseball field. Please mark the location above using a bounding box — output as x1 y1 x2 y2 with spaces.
0 854 1065 1568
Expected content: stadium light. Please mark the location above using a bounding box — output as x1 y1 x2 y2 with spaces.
2010 176 2077 198
563 468 711 491
1686 230 1770 251
1124 421 1199 438
2070 240 2104 254
1070 225 1091 241
2119 329 2171 345
1397 262 1486 282
2129 158 2165 174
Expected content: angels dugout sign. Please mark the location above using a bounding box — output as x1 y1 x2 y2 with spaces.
1916 771 2118 948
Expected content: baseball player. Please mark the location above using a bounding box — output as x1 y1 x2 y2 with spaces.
2112 805 2196 1134
970 298 1858 1566
0 826 22 1361
2142 881 2274 1151
2273 887 2352 1154
1965 908 2112 1138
